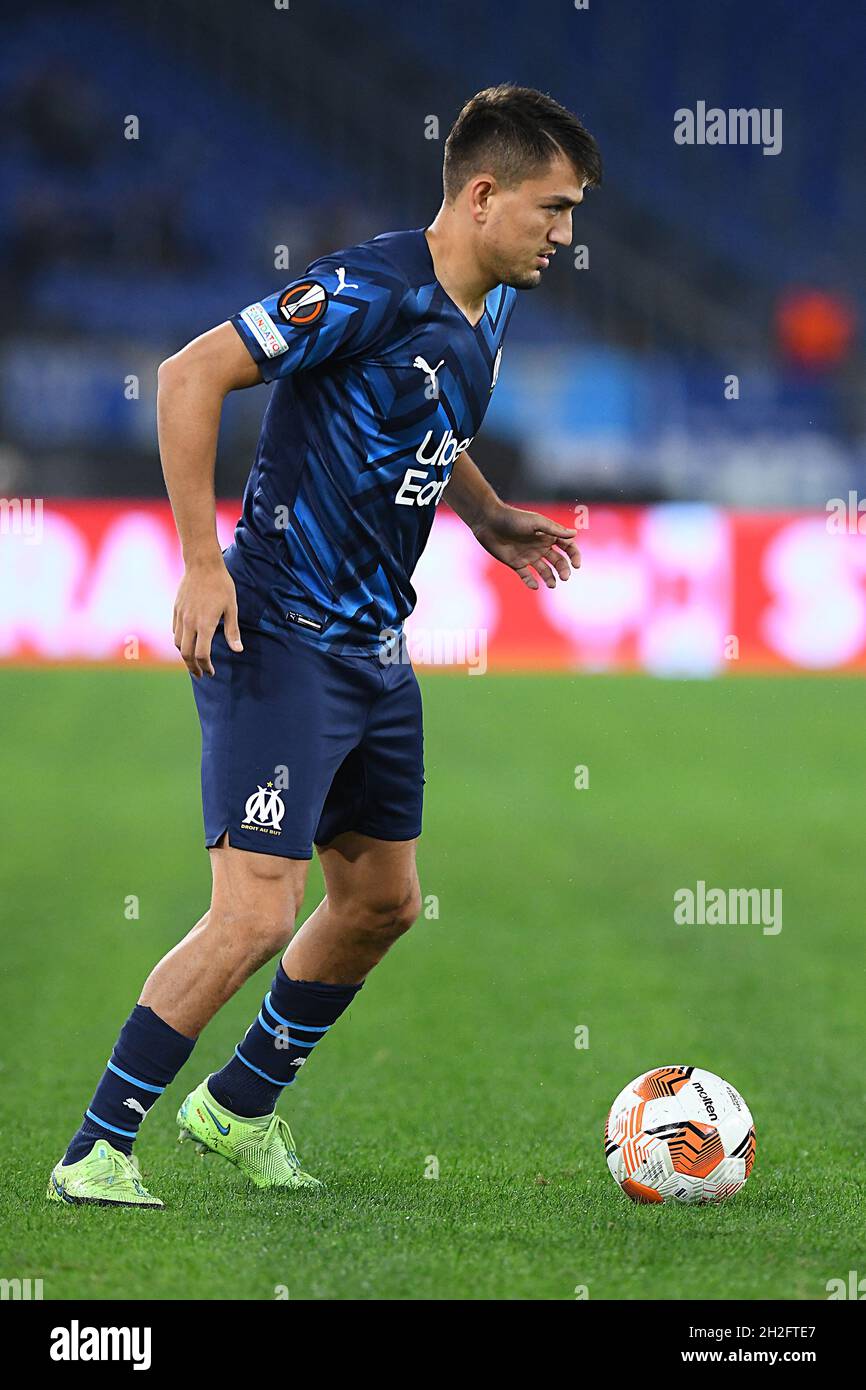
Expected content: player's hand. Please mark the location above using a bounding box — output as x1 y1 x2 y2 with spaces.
472 505 581 591
172 555 243 678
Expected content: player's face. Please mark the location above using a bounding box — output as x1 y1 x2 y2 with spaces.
483 154 587 290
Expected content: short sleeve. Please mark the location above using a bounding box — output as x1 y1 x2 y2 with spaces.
230 256 402 383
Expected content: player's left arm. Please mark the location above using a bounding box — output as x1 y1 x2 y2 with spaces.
446 450 580 591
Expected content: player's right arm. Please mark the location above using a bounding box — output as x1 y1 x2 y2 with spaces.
158 322 261 678
161 258 400 676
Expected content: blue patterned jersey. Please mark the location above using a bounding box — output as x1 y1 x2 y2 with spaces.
226 228 518 654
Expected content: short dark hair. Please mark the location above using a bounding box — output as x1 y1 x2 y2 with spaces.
442 84 602 202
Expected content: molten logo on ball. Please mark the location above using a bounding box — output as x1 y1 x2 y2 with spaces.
604 1065 756 1204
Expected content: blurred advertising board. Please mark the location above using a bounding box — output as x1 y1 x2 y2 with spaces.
2 500 865 674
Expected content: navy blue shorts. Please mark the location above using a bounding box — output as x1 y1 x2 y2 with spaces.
191 624 424 859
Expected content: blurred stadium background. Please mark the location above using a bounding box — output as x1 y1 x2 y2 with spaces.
2 0 865 1302
2 0 866 670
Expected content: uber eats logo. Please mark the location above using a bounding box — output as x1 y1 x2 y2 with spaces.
396 430 474 507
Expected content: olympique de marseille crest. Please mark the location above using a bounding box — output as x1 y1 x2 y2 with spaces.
242 782 285 831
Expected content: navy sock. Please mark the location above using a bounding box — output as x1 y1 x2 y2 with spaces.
208 965 361 1117
65 1005 196 1163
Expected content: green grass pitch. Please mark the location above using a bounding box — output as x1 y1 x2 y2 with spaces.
0 668 863 1300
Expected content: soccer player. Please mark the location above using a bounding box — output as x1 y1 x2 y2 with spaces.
48 85 601 1206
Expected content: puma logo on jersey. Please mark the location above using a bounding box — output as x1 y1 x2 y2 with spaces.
334 267 358 295
413 355 445 396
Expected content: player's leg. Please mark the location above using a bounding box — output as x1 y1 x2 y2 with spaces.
202 831 420 1117
172 629 382 1187
198 645 425 1134
139 836 308 1035
48 840 308 1206
287 831 422 983
49 622 346 1206
170 842 340 1189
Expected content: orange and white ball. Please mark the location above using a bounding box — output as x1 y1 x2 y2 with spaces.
605 1066 756 1204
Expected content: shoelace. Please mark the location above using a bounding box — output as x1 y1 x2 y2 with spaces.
263 1114 301 1170
91 1150 140 1189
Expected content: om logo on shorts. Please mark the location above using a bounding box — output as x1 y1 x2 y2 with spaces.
242 782 285 833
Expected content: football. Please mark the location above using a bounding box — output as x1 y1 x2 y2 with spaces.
604 1066 756 1204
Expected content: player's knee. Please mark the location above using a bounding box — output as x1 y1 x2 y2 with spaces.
211 849 305 959
210 890 302 960
250 910 299 959
357 878 422 942
208 902 297 963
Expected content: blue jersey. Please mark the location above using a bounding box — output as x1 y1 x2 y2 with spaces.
226 228 518 654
